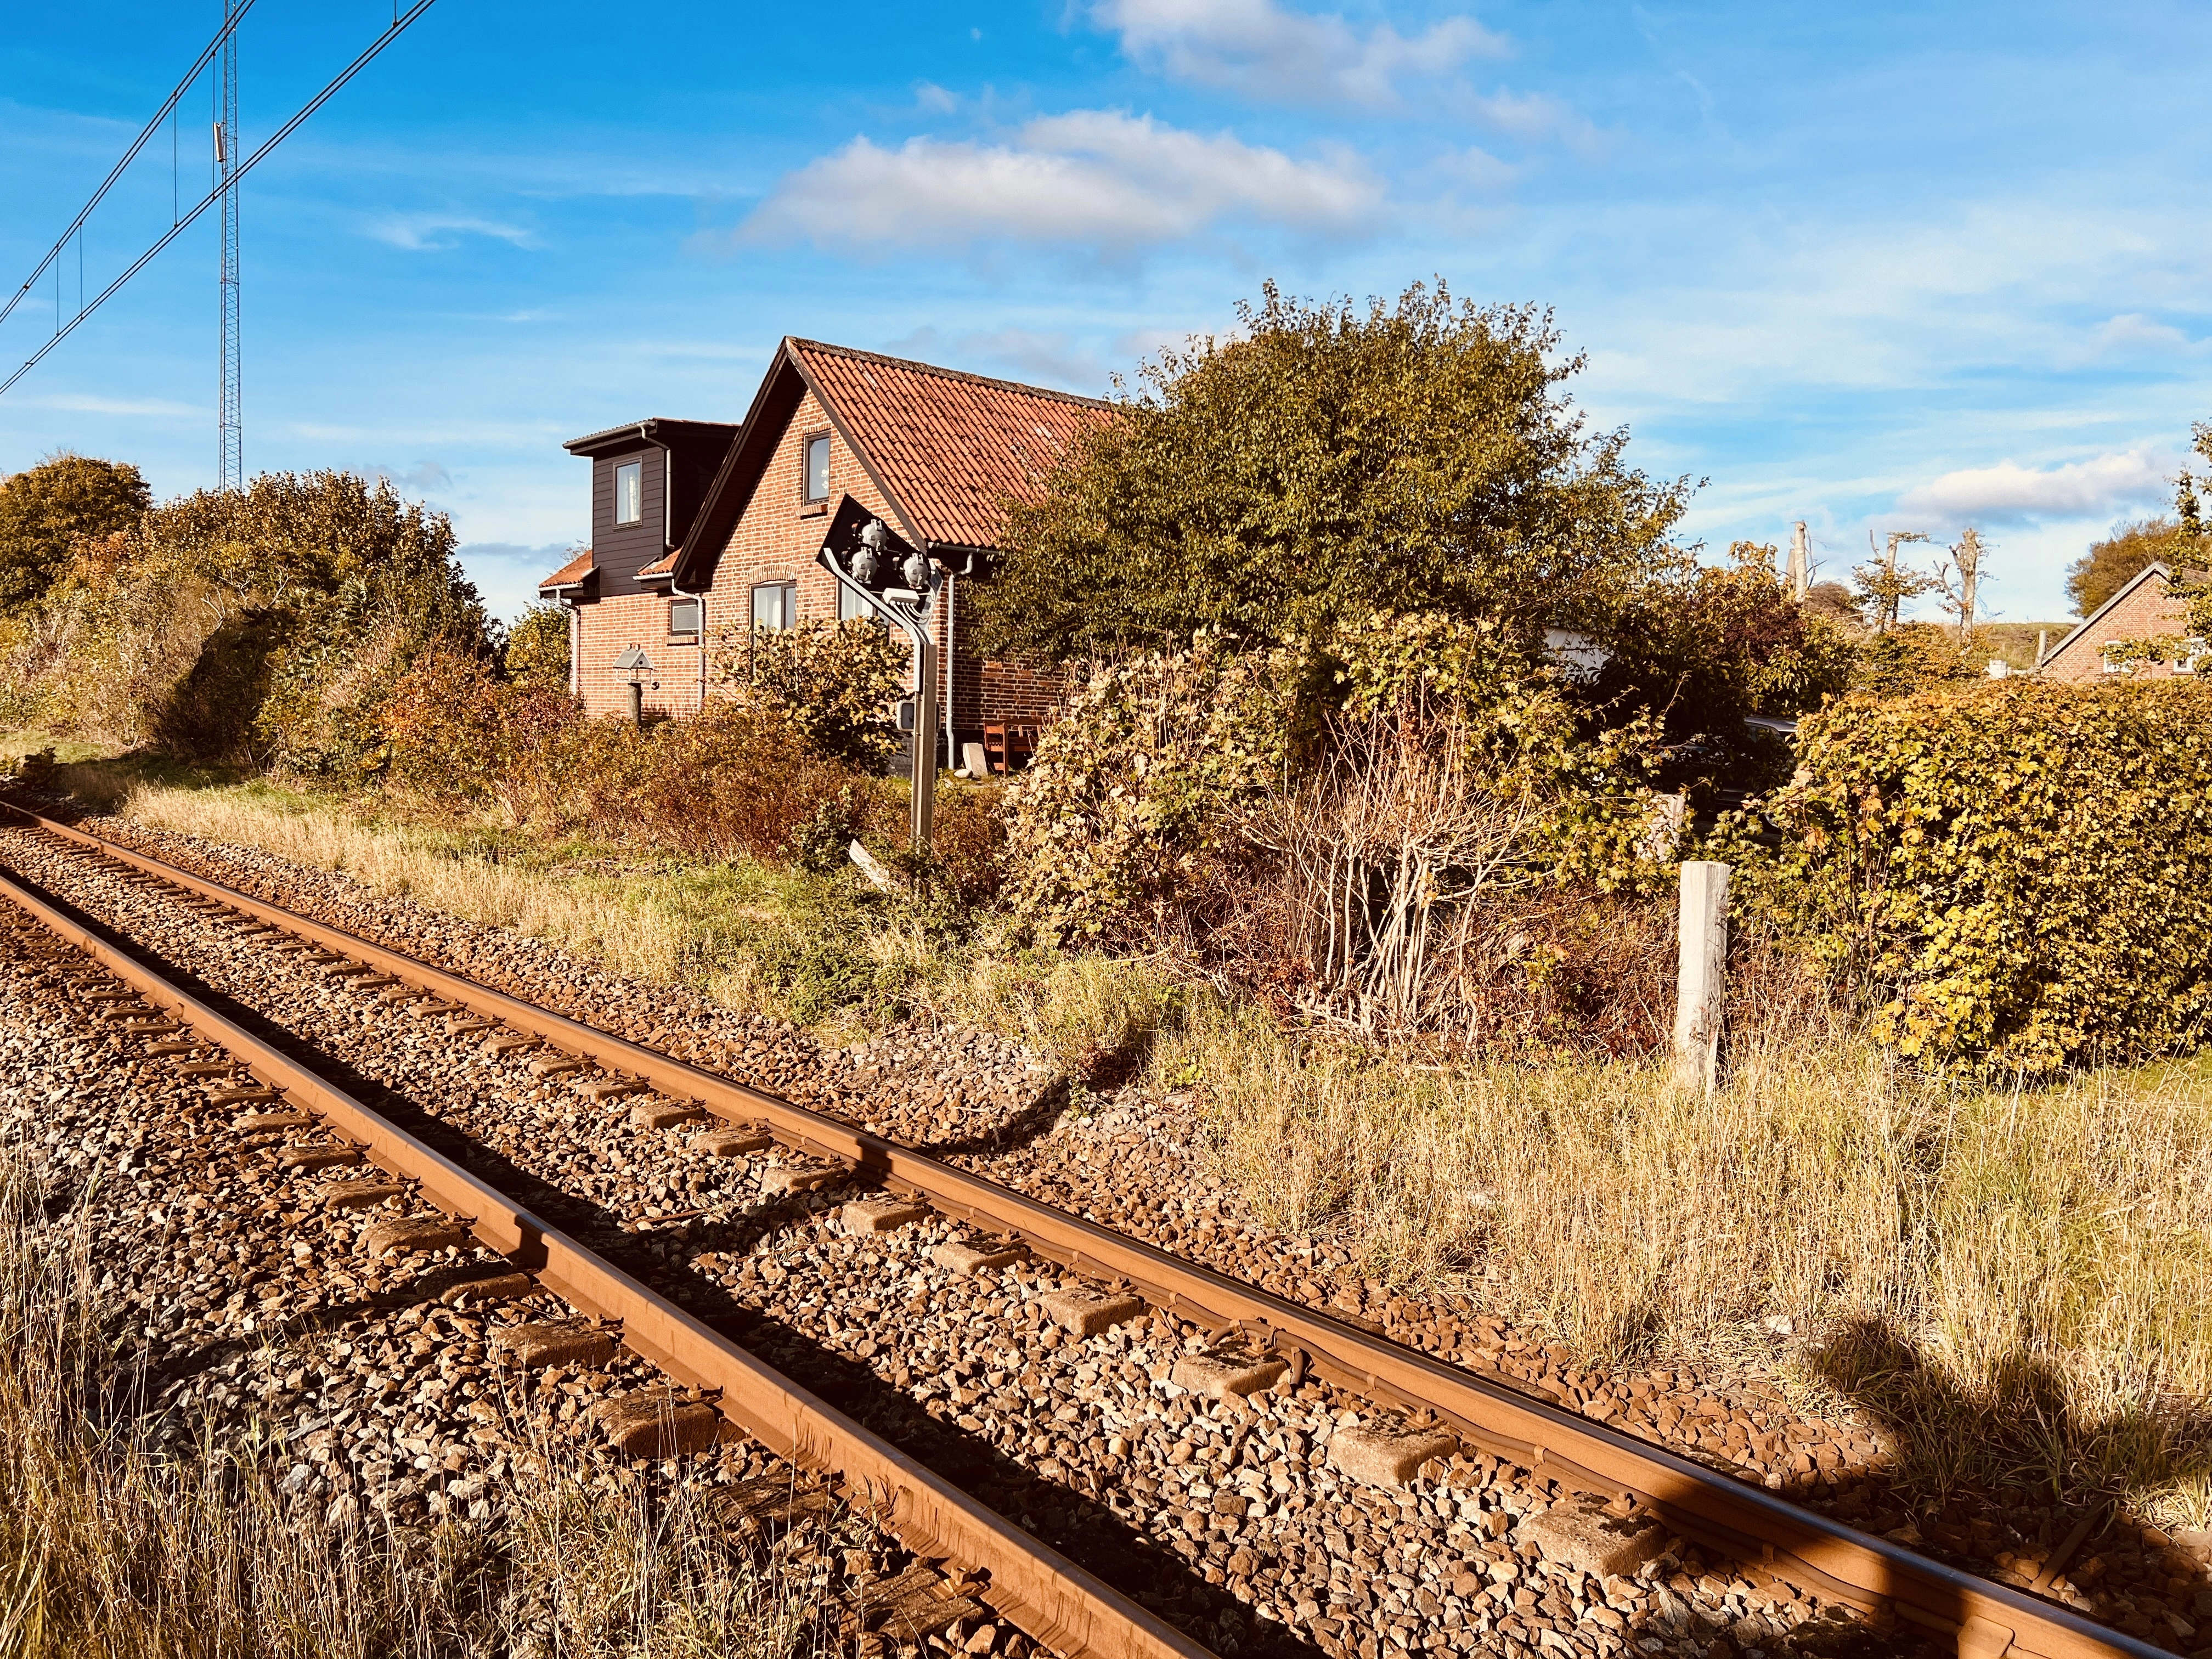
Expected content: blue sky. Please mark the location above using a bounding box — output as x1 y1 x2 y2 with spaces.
5 1 2210 626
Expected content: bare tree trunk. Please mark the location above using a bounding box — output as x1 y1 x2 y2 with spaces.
1956 527 1980 642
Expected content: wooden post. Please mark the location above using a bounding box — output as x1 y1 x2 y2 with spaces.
1786 521 1810 601
1673 861 1730 1094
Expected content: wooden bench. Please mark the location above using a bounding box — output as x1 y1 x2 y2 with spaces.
980 721 1039 774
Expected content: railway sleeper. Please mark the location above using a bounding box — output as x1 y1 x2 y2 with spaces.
9 816 2180 1659
0 879 1191 1659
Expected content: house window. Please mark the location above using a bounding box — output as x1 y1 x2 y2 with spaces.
613 460 643 527
803 432 830 503
837 582 881 624
752 581 797 633
669 597 701 641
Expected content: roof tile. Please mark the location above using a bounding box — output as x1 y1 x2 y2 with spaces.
787 340 1113 549
539 548 594 589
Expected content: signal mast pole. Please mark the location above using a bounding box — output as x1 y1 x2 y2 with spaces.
217 0 242 489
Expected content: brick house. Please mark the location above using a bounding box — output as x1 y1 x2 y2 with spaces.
2037 562 2203 680
539 338 1111 762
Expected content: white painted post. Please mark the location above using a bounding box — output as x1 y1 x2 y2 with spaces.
1673 861 1730 1094
1786 522 1810 601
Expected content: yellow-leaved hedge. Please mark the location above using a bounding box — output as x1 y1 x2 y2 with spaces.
1752 677 2212 1072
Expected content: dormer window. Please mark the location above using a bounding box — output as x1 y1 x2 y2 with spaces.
803 432 830 503
614 460 643 526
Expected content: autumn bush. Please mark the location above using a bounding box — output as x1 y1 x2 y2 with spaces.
715 617 910 772
1001 631 1300 944
1000 615 1685 1051
1740 676 2212 1073
928 780 1011 906
376 647 894 866
0 470 488 771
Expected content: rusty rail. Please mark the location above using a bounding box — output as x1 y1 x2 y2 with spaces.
0 805 2169 1659
0 856 1210 1659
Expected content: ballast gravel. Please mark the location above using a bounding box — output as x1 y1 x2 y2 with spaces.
13 812 2204 1655
0 911 1033 1659
0 826 1953 1659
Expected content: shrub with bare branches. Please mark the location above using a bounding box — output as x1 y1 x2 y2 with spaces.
1215 707 1675 1054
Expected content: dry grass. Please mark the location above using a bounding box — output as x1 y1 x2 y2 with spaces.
114 781 815 1013
925 943 1186 1081
0 1148 829 1659
78 776 2212 1522
1163 988 2212 1522
112 778 1171 1064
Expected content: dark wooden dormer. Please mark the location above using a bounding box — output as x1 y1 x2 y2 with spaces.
563 419 741 591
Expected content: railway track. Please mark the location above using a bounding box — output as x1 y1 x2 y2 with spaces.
0 800 2177 1659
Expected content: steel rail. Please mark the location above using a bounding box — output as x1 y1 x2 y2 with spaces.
0 857 1210 1659
0 805 2162 1659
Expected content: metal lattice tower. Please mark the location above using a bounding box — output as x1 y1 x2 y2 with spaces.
216 0 242 489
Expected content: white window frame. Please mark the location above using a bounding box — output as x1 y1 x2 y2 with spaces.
802 432 830 504
751 580 797 633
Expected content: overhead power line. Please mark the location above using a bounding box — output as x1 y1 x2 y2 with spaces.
0 1 259 336
0 1 438 403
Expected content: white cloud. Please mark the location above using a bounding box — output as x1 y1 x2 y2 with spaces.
1896 449 2171 522
1094 0 1505 108
366 213 537 252
1435 144 1514 193
376 460 455 493
913 81 960 114
741 110 1381 254
1468 87 1600 152
2089 312 2204 356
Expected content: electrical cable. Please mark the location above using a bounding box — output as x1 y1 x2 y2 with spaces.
0 1 258 334
0 0 437 400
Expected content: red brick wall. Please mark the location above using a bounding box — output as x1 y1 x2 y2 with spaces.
571 590 712 719
2041 572 2194 681
707 390 955 743
977 659 1065 725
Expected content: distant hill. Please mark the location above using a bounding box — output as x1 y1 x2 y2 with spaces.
1982 621 2074 671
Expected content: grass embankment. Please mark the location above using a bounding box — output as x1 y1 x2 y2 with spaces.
1169 997 2212 1521
32 764 2212 1529
0 1150 825 1659
81 764 1170 1071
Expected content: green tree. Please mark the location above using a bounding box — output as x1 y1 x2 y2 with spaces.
2066 516 2182 617
970 280 1692 662
0 453 150 610
501 600 573 692
1851 532 1936 633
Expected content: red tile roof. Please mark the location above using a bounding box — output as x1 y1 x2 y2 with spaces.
539 548 594 590
638 550 678 579
787 339 1114 550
